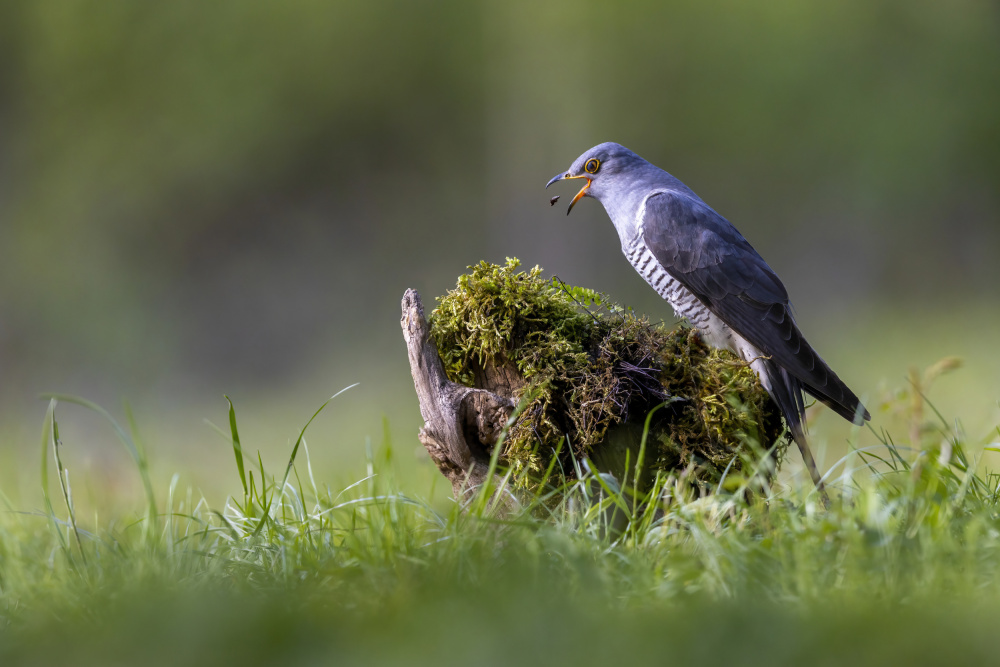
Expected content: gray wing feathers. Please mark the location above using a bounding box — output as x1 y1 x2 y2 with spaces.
641 191 870 424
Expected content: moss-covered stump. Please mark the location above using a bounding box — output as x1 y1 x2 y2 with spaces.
402 259 787 501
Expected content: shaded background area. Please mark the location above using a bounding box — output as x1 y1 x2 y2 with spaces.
0 1 998 505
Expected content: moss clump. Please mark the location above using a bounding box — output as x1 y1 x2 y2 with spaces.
430 259 786 488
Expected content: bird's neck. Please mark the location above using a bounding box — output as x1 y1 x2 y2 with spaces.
600 185 654 251
600 168 701 251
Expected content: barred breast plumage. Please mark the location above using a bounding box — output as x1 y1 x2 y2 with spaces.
624 241 730 347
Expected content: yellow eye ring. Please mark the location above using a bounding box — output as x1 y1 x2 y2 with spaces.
584 158 600 174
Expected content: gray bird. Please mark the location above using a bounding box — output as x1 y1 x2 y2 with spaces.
547 142 869 492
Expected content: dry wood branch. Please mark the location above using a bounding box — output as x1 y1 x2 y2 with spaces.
401 289 515 505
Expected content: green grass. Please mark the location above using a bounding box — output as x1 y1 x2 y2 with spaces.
2 374 1000 666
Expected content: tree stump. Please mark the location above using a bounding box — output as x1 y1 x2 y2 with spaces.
401 260 787 507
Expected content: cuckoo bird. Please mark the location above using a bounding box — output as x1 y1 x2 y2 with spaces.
547 142 869 493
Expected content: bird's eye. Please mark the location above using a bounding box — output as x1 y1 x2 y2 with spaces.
584 158 600 174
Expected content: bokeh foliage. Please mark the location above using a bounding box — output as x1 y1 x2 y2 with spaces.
0 0 997 393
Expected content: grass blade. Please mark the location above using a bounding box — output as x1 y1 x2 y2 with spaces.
225 395 249 505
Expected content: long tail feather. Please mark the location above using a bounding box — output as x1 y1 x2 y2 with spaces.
761 362 828 500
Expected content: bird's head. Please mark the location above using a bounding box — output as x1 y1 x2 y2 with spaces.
545 142 644 215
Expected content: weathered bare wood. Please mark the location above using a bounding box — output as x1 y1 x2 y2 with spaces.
401 289 515 505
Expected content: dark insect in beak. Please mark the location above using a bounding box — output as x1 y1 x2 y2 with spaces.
549 196 560 206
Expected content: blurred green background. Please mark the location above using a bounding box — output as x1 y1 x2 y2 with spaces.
0 0 998 506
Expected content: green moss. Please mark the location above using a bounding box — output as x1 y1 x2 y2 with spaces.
429 259 786 488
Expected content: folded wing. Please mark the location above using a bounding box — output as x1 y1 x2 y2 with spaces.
640 191 870 424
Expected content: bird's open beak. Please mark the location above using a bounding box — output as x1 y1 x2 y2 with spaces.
546 172 591 216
